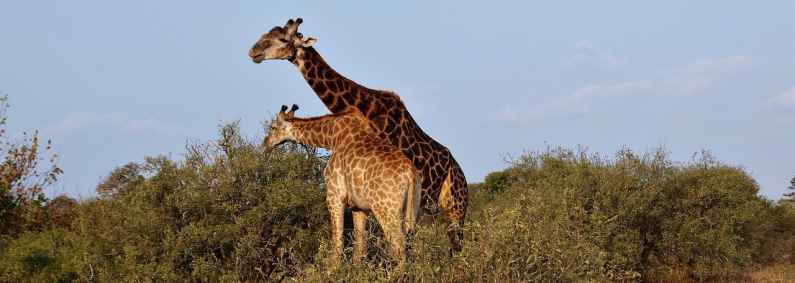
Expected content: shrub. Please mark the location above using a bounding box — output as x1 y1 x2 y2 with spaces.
1 122 330 282
0 229 78 283
483 169 514 195
459 147 789 281
2 112 793 282
0 95 62 240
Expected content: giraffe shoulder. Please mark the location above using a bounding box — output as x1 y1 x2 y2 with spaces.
380 90 406 106
362 88 405 107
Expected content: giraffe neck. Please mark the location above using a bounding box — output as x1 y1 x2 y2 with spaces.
291 47 359 113
287 112 360 150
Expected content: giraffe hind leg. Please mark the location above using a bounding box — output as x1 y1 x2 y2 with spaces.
372 205 406 268
439 168 466 255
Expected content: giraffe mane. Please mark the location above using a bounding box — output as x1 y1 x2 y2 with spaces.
286 108 362 123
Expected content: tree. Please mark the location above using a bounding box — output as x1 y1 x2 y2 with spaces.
484 169 514 195
96 163 143 198
784 175 795 203
0 95 62 237
45 195 77 229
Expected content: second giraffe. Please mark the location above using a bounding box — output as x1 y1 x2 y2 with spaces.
263 104 422 268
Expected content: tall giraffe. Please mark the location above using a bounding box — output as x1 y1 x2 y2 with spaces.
264 104 422 268
249 18 468 252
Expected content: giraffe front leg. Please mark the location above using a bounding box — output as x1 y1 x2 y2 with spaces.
326 195 345 269
351 211 368 264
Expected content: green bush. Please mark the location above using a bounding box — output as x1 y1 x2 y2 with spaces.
452 148 792 281
296 148 795 282
1 122 330 282
0 95 62 241
1 116 793 282
483 169 514 195
0 229 78 283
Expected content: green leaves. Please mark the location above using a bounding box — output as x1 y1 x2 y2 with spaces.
1 122 329 282
0 95 62 240
1 104 792 282
469 147 794 281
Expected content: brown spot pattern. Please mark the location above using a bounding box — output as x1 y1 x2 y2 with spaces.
291 47 468 252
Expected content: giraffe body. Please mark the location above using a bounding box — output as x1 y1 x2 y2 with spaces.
251 18 469 252
264 105 421 267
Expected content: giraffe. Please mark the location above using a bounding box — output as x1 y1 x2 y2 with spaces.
249 18 469 253
264 104 422 268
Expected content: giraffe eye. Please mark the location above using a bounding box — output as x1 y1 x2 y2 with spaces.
278 38 289 43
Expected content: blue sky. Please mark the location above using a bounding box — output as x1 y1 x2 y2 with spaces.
1 1 793 199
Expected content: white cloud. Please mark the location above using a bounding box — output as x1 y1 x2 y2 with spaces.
494 55 754 124
572 80 653 99
769 85 795 107
661 56 753 96
566 40 624 69
492 93 589 124
492 81 651 125
674 55 753 76
571 55 753 98
45 112 185 136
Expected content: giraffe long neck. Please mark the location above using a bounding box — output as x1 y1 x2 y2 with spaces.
289 46 435 163
291 47 360 114
288 113 359 150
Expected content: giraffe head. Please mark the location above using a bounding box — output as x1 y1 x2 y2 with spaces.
249 18 317 63
263 104 300 149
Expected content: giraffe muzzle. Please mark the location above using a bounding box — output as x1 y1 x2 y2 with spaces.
249 47 265 63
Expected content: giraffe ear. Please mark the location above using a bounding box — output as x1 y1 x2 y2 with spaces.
301 37 317 48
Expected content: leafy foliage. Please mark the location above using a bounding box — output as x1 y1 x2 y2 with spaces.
0 95 62 240
1 121 330 282
785 175 795 203
0 102 793 282
301 147 795 282
482 169 514 196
